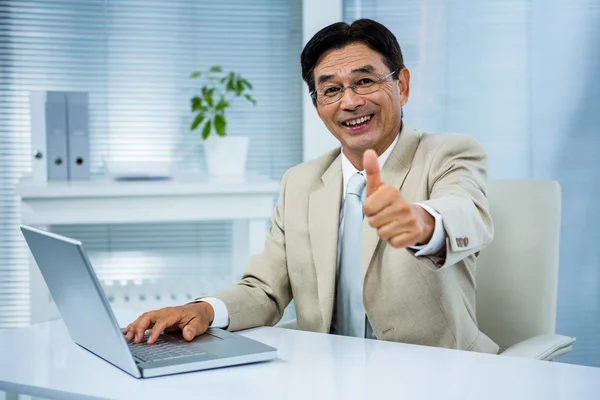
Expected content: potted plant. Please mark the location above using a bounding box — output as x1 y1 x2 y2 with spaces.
189 65 256 177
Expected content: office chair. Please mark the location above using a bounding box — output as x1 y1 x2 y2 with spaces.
278 180 575 361
476 180 574 360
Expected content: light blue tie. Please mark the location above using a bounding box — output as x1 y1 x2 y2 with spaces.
336 172 367 337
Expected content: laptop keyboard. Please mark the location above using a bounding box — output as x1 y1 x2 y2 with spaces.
127 333 207 363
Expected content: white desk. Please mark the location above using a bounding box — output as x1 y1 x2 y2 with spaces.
1 310 599 400
16 177 280 323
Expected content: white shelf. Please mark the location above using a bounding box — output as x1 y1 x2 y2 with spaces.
16 176 280 323
17 175 280 199
17 176 280 226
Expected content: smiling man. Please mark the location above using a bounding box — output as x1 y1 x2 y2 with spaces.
124 19 499 354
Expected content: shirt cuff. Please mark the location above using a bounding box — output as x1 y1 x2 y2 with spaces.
194 297 230 328
409 203 446 257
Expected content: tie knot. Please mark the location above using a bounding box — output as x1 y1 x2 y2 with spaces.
346 172 366 197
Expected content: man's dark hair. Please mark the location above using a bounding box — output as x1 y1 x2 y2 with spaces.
301 19 405 95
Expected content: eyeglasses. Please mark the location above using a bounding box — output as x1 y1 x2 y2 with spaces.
311 68 399 105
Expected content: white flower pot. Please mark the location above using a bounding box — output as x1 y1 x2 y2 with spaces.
203 136 249 177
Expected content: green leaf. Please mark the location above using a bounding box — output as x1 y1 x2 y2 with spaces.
190 96 202 111
215 99 229 111
241 79 253 89
226 78 235 92
243 94 257 105
235 79 244 95
214 114 226 137
204 91 214 107
190 114 205 131
190 71 201 78
209 65 223 73
201 120 212 140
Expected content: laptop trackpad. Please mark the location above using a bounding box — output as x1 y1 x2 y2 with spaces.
193 332 224 344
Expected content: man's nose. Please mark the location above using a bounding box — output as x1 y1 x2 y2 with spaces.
339 87 365 111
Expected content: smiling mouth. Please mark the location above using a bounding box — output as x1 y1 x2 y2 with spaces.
341 114 374 129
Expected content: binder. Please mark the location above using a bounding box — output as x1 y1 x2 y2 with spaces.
66 92 90 180
44 92 69 181
29 91 48 183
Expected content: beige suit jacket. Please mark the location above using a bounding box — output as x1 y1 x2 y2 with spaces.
213 125 499 354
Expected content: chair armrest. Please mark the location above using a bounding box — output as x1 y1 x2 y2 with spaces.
276 318 298 330
500 334 575 361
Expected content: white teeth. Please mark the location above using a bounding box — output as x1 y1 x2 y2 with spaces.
344 115 372 126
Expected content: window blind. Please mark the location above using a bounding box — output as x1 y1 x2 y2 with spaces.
0 0 302 328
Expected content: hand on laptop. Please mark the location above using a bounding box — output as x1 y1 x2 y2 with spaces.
122 302 215 344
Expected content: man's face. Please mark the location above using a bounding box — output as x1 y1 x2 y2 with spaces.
313 43 410 158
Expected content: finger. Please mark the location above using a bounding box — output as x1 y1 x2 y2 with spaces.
368 200 412 228
147 312 182 344
126 320 142 341
363 186 398 217
389 232 419 248
182 316 208 342
123 323 135 341
125 323 136 341
133 313 157 344
376 220 406 240
363 149 382 197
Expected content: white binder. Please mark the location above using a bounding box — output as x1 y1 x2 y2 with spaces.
29 91 90 182
66 92 90 180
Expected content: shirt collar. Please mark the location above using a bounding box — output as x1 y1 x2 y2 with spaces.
341 133 400 199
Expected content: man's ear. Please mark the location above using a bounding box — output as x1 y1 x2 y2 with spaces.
399 68 411 107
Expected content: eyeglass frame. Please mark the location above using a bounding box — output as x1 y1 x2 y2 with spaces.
310 67 400 105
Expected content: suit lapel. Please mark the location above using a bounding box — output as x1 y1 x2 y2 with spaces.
308 152 343 328
361 125 424 280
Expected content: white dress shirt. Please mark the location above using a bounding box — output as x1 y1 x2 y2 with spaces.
202 134 446 329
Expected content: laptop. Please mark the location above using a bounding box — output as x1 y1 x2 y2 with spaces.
20 224 277 378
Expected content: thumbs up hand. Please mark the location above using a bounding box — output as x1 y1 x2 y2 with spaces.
362 149 435 248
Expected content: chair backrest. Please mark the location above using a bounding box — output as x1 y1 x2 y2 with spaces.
476 180 561 351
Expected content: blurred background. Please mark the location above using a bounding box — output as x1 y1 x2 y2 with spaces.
0 0 598 370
